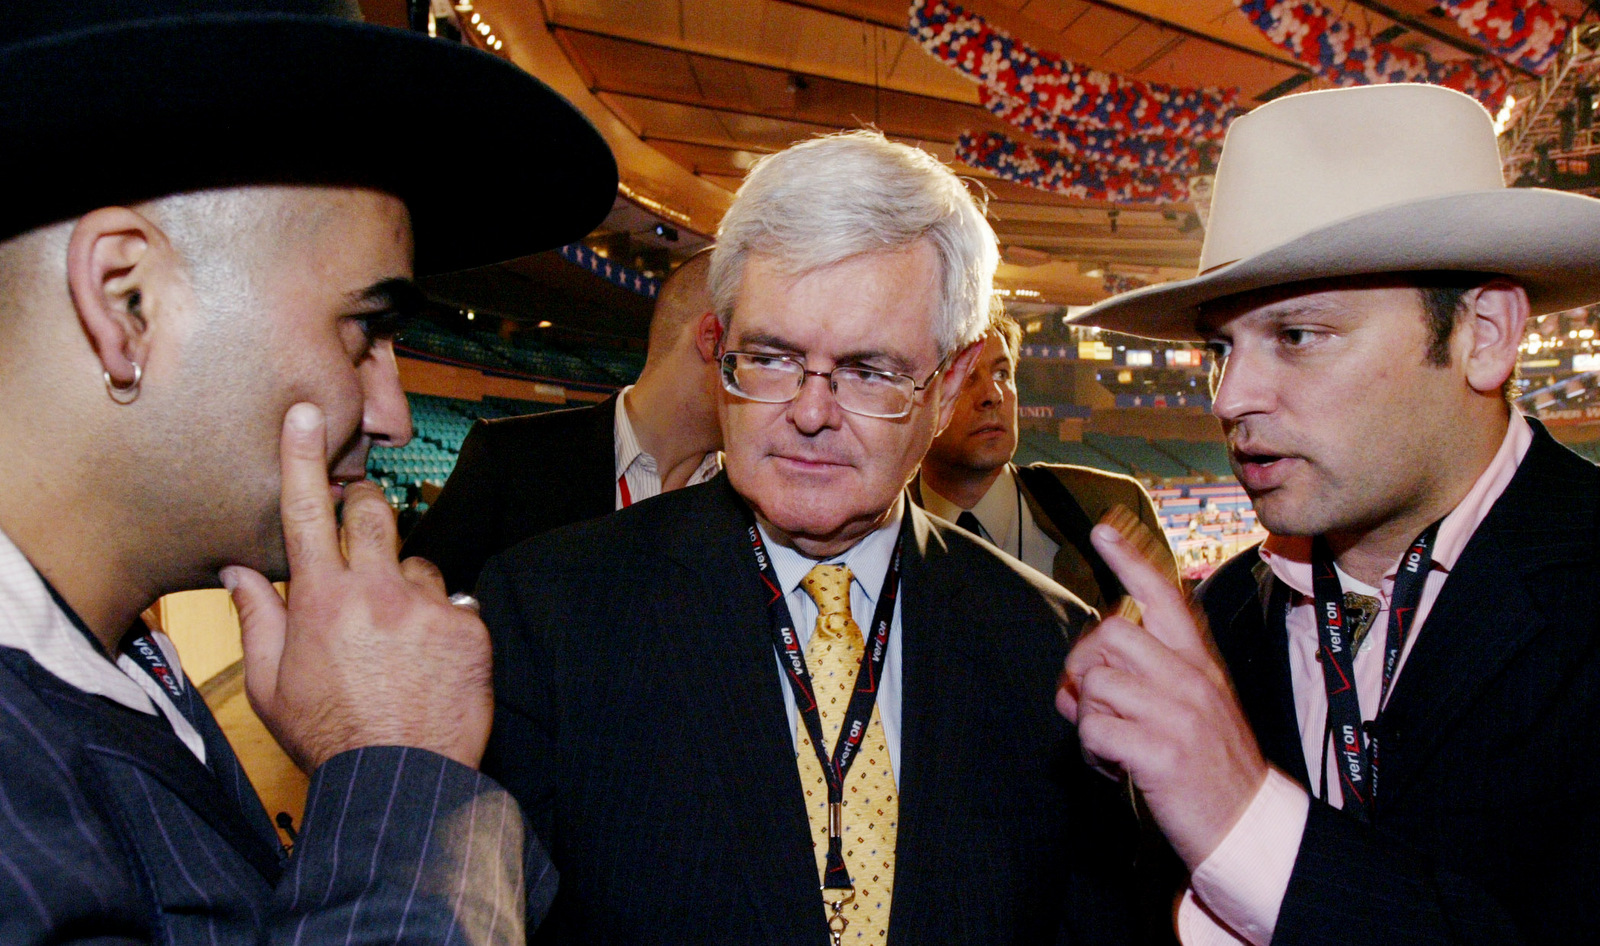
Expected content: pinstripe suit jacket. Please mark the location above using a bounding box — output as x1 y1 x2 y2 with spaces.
1196 423 1600 945
479 475 1145 945
0 639 553 943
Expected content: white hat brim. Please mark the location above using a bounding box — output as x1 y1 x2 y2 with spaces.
1071 187 1600 341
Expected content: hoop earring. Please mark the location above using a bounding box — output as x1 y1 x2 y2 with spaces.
104 362 142 405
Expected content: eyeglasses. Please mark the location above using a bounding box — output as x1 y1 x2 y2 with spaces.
719 351 946 419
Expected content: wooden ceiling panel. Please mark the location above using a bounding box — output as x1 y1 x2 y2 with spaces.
545 0 682 37
648 139 761 179
1011 1 1096 34
563 31 702 98
596 93 748 144
565 30 1019 145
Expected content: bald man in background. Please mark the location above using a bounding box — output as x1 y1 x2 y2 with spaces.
403 250 724 592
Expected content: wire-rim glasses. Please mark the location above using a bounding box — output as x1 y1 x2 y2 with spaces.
719 351 947 419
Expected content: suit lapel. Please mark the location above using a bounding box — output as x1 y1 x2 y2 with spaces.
176 681 285 861
1378 427 1597 801
888 507 976 939
36 667 285 882
1211 558 1309 786
578 394 620 516
660 478 823 937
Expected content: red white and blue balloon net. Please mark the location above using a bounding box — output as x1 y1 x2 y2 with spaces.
911 0 1572 206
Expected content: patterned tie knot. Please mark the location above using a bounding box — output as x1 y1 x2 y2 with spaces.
800 564 854 618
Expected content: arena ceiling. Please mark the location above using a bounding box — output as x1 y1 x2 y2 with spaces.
422 0 1592 312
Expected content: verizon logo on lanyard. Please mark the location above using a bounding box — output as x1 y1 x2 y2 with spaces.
1309 521 1440 822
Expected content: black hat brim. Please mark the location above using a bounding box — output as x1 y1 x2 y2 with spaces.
0 13 618 274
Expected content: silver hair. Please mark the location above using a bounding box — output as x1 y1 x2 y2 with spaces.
708 130 998 357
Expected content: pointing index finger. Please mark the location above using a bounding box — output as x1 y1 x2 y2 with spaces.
1091 518 1203 662
278 403 344 575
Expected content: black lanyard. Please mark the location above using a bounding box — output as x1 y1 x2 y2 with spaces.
121 631 187 703
36 568 185 703
1310 521 1440 821
743 515 900 893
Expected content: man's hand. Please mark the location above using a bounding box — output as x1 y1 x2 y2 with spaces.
222 403 493 774
1057 523 1267 871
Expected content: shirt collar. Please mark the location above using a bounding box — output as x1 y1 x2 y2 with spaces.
1261 409 1534 596
759 497 905 608
0 525 157 715
613 384 649 478
970 465 1020 538
615 384 723 486
919 465 1016 527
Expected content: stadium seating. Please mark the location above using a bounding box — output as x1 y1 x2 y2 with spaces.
368 393 571 499
1082 432 1189 478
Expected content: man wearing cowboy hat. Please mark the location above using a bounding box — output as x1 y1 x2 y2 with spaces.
1058 83 1600 944
0 1 615 941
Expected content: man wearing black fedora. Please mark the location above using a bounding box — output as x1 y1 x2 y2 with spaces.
0 1 615 941
1059 83 1600 944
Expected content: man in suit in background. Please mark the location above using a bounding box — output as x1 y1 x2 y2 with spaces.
404 249 723 592
479 130 1139 944
916 312 1173 612
1059 83 1600 944
0 1 616 940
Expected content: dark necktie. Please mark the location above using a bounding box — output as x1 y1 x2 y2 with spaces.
955 511 986 541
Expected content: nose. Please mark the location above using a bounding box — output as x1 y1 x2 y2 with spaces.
787 370 843 436
362 339 413 448
974 370 1002 408
1208 345 1273 427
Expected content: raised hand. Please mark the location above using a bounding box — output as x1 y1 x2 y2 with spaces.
222 402 493 773
1057 521 1268 871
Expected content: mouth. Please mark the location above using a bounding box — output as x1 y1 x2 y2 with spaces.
771 453 852 474
1230 446 1298 492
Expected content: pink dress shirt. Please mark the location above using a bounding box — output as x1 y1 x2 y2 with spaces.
1177 410 1534 946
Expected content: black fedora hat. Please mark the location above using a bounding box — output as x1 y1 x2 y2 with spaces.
0 0 618 274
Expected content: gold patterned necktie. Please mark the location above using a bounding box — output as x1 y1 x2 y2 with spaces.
796 563 898 943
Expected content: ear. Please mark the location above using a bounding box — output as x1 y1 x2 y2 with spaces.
693 310 721 363
66 207 165 389
934 339 984 433
1458 280 1528 396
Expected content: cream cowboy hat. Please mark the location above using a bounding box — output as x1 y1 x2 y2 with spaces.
1070 83 1600 340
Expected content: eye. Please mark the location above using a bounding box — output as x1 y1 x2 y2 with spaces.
838 366 898 388
1281 328 1314 347
747 353 794 371
1203 339 1232 361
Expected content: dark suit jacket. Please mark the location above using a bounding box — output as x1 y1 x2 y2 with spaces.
478 476 1144 945
402 395 618 593
913 462 1174 613
0 641 550 943
1196 422 1600 945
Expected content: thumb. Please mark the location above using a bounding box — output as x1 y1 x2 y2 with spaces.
223 565 286 716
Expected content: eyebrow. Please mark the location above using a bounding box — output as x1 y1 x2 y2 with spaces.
734 330 916 373
1197 297 1341 335
349 277 425 315
347 278 426 334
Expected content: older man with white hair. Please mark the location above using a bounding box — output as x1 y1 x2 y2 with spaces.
478 130 1141 945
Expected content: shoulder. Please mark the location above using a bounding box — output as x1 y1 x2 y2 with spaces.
483 477 724 585
0 650 145 928
472 399 612 445
1023 462 1148 498
914 507 1095 630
